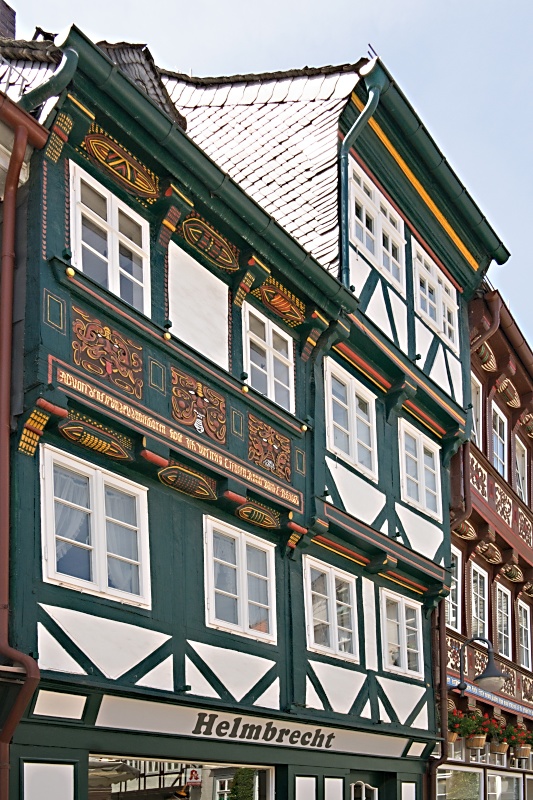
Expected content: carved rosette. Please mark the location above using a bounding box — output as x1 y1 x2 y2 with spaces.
495 484 512 526
171 366 226 444
248 413 291 483
72 307 143 398
470 453 488 499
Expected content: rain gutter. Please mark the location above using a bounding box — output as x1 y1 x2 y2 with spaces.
17 48 79 113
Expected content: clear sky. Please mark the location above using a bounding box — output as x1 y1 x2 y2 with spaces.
17 0 533 340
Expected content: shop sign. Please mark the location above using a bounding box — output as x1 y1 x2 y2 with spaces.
186 767 202 786
447 675 533 719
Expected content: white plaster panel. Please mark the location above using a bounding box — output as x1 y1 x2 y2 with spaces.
325 778 344 800
360 699 371 719
362 577 378 671
387 288 408 354
309 660 366 715
395 504 442 561
40 605 170 680
188 640 275 702
349 248 371 298
305 677 324 710
37 623 86 675
326 457 385 524
407 743 426 758
378 698 391 723
296 777 316 800
411 704 429 730
185 656 220 699
136 655 174 692
253 677 280 710
376 677 426 725
446 350 463 407
24 763 74 800
414 318 434 365
429 345 451 396
380 520 388 535
33 690 86 719
402 782 417 799
168 241 229 369
365 282 394 342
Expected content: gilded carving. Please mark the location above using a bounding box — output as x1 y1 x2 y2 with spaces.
181 213 239 271
252 278 306 328
248 413 291 483
72 306 143 399
84 127 159 200
171 366 226 444
235 501 281 529
18 408 51 456
158 463 217 500
58 412 133 461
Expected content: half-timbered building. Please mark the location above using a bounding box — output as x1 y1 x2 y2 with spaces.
440 287 533 799
0 19 508 800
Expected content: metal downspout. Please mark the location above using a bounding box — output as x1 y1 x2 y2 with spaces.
427 601 448 799
470 290 502 352
340 59 388 287
451 441 472 531
0 126 40 800
17 47 78 113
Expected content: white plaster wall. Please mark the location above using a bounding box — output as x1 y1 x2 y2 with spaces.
326 457 385 523
395 503 442 561
24 763 74 800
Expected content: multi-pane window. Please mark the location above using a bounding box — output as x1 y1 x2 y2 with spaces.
516 437 528 503
243 303 294 412
204 516 276 643
492 404 507 478
70 162 150 314
518 600 532 670
471 563 488 639
40 444 151 606
216 779 232 800
399 419 441 520
446 547 461 632
351 165 405 290
303 556 358 661
470 374 482 449
496 583 512 659
381 589 423 678
324 358 378 480
413 245 459 352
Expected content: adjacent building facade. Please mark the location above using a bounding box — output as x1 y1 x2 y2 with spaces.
0 20 509 800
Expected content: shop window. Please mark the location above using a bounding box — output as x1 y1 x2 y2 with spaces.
436 768 481 800
487 773 520 800
470 374 482 449
492 404 508 478
204 516 277 643
70 162 150 314
471 563 488 639
516 436 528 503
446 547 461 632
243 303 294 412
496 583 512 659
380 588 424 679
40 444 151 607
351 165 405 292
518 600 532 670
413 245 458 352
303 555 359 661
324 357 378 481
398 418 441 520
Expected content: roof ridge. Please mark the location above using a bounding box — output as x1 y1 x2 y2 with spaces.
159 59 368 86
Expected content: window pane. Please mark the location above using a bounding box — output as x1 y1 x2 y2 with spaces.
54 466 90 507
119 244 144 282
332 399 349 429
248 575 269 605
119 209 142 246
215 593 238 624
213 532 236 564
106 522 139 560
82 246 109 287
120 274 144 311
250 341 267 369
334 427 350 454
108 557 139 594
81 180 107 220
272 330 289 357
273 357 290 385
249 603 270 634
332 377 347 403
55 503 90 544
249 313 266 340
274 382 290 410
105 487 136 525
214 562 237 594
82 216 108 256
311 568 327 595
247 545 267 576
250 365 268 395
56 540 92 581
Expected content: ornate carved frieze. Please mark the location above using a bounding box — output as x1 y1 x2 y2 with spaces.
72 307 143 399
523 676 533 703
171 367 226 444
518 509 533 547
447 635 461 672
248 413 291 482
252 277 305 328
180 213 239 271
18 407 51 456
470 453 488 499
158 462 217 500
495 484 512 526
58 411 134 461
83 125 159 201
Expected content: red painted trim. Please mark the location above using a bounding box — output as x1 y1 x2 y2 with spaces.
334 341 391 390
404 400 447 436
314 535 370 564
223 490 247 505
139 449 169 468
386 571 428 593
287 521 308 536
36 397 68 418
23 424 44 437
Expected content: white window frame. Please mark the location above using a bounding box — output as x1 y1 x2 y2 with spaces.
470 373 483 450
518 600 532 671
398 418 442 521
487 771 521 800
515 436 528 504
324 357 378 481
242 302 295 413
40 444 151 607
446 546 462 633
413 244 459 353
350 163 406 293
204 515 277 644
496 582 512 659
471 563 488 640
380 588 424 679
303 555 359 662
492 403 508 479
70 161 151 315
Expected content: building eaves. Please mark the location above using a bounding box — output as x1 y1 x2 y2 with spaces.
159 59 368 87
0 38 60 63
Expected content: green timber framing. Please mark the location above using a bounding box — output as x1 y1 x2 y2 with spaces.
2 24 509 800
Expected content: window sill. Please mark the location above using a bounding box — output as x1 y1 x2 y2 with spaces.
326 448 378 484
306 644 360 665
399 496 442 524
205 620 277 646
43 575 152 609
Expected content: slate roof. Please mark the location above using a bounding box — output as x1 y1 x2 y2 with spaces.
161 64 367 274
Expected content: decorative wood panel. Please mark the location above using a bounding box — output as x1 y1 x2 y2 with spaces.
248 413 291 482
171 366 226 444
83 125 159 200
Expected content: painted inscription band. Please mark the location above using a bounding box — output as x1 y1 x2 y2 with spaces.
192 713 335 749
55 367 300 508
447 676 533 719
